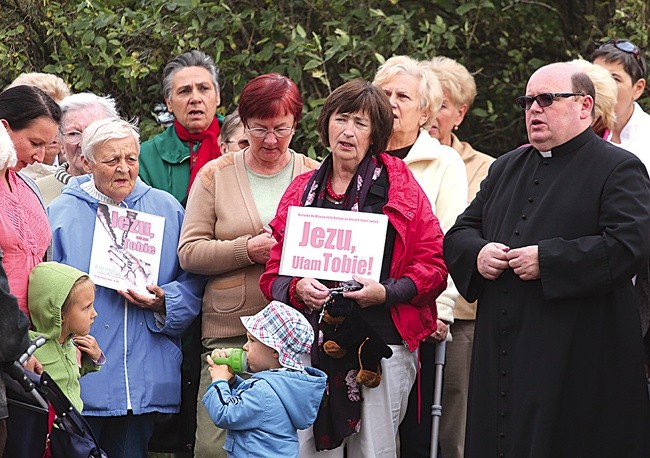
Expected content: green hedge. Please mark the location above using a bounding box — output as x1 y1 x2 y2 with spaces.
1 0 647 158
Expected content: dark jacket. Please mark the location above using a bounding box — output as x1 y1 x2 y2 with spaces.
444 129 650 457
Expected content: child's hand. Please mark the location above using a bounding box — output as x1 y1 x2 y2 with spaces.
73 334 102 362
23 355 43 375
206 354 234 383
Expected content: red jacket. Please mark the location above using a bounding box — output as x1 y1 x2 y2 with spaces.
259 153 447 351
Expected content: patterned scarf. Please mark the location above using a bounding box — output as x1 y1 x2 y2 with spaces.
300 152 382 210
300 152 383 450
173 117 221 192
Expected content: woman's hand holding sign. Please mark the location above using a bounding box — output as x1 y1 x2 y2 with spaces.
295 277 330 311
342 275 386 308
119 284 166 313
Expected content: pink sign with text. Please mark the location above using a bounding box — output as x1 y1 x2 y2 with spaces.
279 206 388 282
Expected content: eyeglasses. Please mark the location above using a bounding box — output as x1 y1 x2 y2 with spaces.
60 130 83 145
245 123 294 138
226 139 250 149
597 39 646 75
515 93 585 110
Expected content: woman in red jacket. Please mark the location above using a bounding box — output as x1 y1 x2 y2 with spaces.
259 79 447 458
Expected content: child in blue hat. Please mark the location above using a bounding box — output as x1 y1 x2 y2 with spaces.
202 301 326 457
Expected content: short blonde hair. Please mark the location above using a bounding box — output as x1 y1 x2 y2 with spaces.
427 56 477 108
7 72 71 102
81 117 140 164
373 55 443 129
570 59 617 132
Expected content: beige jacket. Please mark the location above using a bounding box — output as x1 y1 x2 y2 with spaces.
178 149 319 338
35 173 65 207
450 134 495 320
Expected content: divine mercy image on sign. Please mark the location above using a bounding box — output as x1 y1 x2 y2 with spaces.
279 206 388 282
89 203 165 295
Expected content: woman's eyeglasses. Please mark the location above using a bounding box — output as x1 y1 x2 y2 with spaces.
226 139 250 149
597 39 647 75
515 93 585 110
245 124 294 138
60 130 83 145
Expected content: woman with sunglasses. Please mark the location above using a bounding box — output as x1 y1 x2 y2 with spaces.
217 110 248 155
178 73 319 458
592 39 650 169
594 39 650 415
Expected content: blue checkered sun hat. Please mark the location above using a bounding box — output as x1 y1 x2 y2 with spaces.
240 301 314 371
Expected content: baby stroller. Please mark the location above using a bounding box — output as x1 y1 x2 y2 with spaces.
2 337 106 458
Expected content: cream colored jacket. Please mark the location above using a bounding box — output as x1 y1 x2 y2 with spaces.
401 130 468 324
450 133 495 320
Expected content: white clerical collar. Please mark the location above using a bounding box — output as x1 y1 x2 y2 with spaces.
538 150 552 158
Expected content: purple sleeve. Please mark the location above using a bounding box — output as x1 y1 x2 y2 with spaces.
382 277 417 309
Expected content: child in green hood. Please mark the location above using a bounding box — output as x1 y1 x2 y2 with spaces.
27 262 105 412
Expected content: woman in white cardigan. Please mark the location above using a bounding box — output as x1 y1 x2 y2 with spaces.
373 55 468 458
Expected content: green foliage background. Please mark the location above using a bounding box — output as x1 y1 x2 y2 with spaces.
0 0 648 158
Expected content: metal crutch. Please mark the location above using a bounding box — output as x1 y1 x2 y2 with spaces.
430 338 447 458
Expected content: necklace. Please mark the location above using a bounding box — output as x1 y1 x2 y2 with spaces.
326 177 346 202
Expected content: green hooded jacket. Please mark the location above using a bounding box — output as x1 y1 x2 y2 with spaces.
27 262 100 412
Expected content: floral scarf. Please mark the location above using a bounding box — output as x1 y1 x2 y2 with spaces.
300 152 383 450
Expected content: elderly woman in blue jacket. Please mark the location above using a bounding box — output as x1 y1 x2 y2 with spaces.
47 117 206 458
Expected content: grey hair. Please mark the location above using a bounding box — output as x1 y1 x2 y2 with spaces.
7 72 71 102
373 55 443 129
162 50 219 101
427 56 477 108
81 117 140 164
220 110 243 142
60 93 119 123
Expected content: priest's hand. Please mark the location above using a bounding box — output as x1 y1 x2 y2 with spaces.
477 242 510 280
506 245 540 281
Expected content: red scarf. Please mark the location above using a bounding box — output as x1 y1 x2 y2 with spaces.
173 117 221 192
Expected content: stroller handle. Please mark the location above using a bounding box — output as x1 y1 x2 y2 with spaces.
4 361 37 394
19 335 46 365
6 336 49 408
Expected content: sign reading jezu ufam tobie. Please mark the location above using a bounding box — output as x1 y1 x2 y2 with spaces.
279 206 388 282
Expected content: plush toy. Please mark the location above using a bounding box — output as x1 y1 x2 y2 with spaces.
320 295 393 388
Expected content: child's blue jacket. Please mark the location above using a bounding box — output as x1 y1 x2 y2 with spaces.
203 366 326 457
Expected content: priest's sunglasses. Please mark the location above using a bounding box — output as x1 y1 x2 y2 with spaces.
515 93 585 110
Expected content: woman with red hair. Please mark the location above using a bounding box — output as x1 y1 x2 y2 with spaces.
178 73 319 458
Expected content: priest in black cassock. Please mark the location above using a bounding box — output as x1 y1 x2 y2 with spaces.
444 62 650 457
